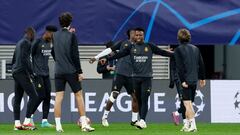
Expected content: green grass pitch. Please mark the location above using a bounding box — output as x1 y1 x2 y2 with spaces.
0 123 239 135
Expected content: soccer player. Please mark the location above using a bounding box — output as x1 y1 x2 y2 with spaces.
90 28 139 127
174 28 206 132
12 27 38 130
52 12 94 132
31 25 58 128
97 41 116 79
169 56 186 126
102 27 172 129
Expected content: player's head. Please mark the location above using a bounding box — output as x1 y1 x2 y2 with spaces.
134 27 145 44
25 27 35 42
59 12 72 28
177 28 191 44
126 28 135 41
43 25 58 42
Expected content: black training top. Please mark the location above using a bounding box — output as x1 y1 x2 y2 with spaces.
109 42 172 77
12 36 33 75
111 40 133 77
31 38 51 76
174 43 205 85
52 28 82 75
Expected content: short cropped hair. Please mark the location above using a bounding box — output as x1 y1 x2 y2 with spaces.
135 27 145 33
126 28 135 39
24 27 35 34
46 25 58 32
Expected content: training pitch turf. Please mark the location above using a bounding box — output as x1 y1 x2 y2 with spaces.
0 123 239 135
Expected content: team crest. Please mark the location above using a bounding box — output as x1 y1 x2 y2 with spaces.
41 44 45 48
133 49 137 53
124 44 128 47
114 86 117 90
144 47 148 52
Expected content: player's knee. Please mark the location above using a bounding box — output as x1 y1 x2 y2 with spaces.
74 90 83 98
109 91 119 102
55 92 64 102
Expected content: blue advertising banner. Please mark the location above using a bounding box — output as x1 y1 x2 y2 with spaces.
0 0 239 45
0 79 211 123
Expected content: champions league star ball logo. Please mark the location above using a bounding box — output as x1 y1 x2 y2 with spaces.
234 91 240 114
175 90 205 117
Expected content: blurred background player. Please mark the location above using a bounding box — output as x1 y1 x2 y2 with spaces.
97 41 116 79
104 27 173 129
90 28 139 127
174 28 206 132
31 25 58 128
12 27 38 130
52 12 94 132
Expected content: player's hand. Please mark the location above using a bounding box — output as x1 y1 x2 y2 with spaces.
106 65 111 71
100 59 107 65
107 65 115 71
89 58 96 64
78 74 84 81
199 80 206 88
182 82 188 88
69 27 76 33
111 65 116 71
166 48 174 53
168 48 173 51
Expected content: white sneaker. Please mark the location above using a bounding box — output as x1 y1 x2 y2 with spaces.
180 126 188 132
135 120 147 129
180 123 189 132
30 117 35 126
102 118 109 127
56 129 64 132
184 125 197 132
56 125 64 132
82 125 95 132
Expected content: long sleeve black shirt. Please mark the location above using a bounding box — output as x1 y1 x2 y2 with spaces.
12 36 33 75
108 42 172 77
111 40 134 77
31 38 51 76
174 43 205 85
52 28 82 74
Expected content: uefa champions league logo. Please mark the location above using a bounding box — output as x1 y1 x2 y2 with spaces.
112 0 240 45
175 90 205 117
234 91 240 114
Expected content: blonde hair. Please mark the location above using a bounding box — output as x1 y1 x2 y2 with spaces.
177 28 191 43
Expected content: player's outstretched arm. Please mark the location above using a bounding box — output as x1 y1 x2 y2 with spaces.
107 46 131 61
89 48 113 64
149 43 173 57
